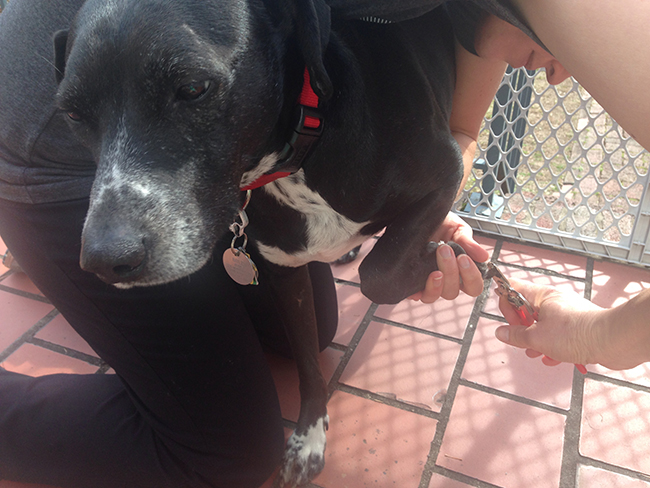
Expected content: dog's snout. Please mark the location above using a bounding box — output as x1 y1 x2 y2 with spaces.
81 230 147 284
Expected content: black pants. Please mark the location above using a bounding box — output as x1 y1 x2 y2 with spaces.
0 197 338 488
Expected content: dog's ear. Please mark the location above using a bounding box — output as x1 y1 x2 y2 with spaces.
53 30 69 84
292 0 333 101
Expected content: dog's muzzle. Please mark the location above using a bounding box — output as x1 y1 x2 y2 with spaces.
80 225 148 284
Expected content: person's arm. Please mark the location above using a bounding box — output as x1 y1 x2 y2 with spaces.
497 280 650 371
450 41 507 196
509 0 650 151
411 43 505 303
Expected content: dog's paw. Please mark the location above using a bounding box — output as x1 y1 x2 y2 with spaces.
272 415 329 488
427 241 489 277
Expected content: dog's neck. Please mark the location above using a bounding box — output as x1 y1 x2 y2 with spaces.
239 68 323 191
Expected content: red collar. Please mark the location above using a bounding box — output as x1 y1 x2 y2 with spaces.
240 68 324 191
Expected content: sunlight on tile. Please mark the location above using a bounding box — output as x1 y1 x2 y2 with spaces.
577 465 650 488
581 379 650 475
315 391 437 488
591 261 650 308
587 362 650 389
438 386 565 488
340 321 461 412
464 317 574 409
499 242 587 278
375 291 475 339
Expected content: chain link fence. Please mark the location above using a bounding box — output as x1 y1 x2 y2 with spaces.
456 67 650 267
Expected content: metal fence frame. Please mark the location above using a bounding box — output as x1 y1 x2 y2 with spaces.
455 67 650 267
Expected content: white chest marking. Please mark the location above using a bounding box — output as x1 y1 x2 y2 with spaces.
257 171 369 267
239 153 279 189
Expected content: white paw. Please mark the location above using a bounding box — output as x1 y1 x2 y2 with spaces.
273 415 329 488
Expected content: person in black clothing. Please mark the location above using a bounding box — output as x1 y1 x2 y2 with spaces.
0 0 579 486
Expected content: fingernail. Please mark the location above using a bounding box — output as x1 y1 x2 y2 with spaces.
432 274 443 288
495 327 509 342
458 254 471 269
439 245 452 259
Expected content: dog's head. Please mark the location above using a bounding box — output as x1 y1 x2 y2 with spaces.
53 0 331 287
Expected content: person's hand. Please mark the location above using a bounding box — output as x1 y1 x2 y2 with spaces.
409 212 489 303
495 279 605 367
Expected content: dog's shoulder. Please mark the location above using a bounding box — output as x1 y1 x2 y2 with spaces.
247 170 370 267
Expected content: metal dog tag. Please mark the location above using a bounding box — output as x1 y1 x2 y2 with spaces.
223 247 259 286
224 190 259 285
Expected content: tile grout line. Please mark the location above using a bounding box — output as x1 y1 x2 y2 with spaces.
28 337 105 367
579 455 650 483
417 239 503 488
326 341 348 353
335 382 440 420
95 363 112 375
585 370 650 395
494 259 588 283
559 365 585 488
333 277 361 288
418 287 492 488
327 301 378 396
480 311 507 323
330 257 501 488
459 378 569 416
0 308 60 363
0 282 52 303
429 466 503 488
571 258 650 484
559 257 593 488
370 315 464 345
583 257 594 301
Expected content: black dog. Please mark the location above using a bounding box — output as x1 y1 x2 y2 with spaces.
54 1 464 486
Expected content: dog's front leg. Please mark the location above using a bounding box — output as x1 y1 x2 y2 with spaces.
265 263 329 488
359 185 460 304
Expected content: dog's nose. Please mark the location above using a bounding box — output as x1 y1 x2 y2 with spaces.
80 232 147 283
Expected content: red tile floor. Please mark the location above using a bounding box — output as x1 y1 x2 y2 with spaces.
2 233 650 488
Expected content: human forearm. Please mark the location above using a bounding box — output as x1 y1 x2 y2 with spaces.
594 288 650 370
451 131 477 198
449 41 506 198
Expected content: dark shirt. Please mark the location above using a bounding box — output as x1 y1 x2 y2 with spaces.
0 0 536 204
0 0 95 204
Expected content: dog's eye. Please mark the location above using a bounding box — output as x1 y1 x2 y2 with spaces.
177 81 212 101
67 111 83 122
